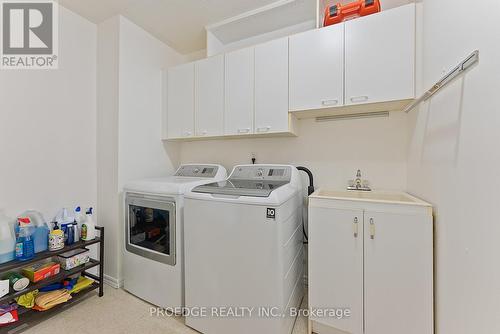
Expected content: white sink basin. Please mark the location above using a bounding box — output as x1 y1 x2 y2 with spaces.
311 189 430 206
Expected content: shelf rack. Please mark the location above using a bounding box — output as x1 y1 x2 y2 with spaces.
0 226 104 333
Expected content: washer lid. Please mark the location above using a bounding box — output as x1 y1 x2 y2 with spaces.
192 180 289 197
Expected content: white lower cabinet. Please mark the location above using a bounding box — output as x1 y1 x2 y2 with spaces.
363 211 434 334
309 207 363 334
309 191 433 334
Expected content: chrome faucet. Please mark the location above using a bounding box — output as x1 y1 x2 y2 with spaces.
347 169 371 191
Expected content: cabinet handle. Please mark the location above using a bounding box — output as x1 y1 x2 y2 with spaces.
256 126 271 133
350 96 369 103
237 128 250 134
353 217 359 238
321 99 339 106
183 131 192 137
369 218 375 239
199 130 208 136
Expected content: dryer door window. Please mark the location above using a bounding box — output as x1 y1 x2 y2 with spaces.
125 194 176 266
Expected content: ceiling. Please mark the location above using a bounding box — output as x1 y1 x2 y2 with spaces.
59 0 285 55
59 0 415 55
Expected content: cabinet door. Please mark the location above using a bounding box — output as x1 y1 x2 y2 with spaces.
255 37 289 134
195 55 224 137
309 206 364 334
167 62 195 138
345 4 415 106
364 211 433 334
289 24 344 111
224 47 254 135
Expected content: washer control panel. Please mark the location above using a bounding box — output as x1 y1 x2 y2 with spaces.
230 165 291 182
175 165 219 178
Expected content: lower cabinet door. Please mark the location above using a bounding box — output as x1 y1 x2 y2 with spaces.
309 206 364 334
363 211 433 334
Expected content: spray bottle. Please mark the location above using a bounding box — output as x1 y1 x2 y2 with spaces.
81 208 96 241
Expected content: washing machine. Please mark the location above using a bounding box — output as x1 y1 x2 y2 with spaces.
123 164 227 309
184 164 305 334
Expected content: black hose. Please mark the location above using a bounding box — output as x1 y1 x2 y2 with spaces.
296 166 315 243
296 166 315 195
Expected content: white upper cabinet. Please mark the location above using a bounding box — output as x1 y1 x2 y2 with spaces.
195 54 225 137
163 4 417 139
289 23 344 111
167 62 195 139
345 4 415 106
255 37 289 134
224 46 255 136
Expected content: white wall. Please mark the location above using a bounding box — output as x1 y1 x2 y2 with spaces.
97 15 120 285
407 1 500 333
118 17 184 188
207 20 316 56
0 7 97 220
180 113 409 191
97 16 185 285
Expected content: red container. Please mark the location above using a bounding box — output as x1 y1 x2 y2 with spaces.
22 262 61 283
323 0 381 27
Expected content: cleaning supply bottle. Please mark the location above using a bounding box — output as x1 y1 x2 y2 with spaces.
81 208 96 241
21 211 49 253
0 211 16 264
15 218 35 261
74 207 85 242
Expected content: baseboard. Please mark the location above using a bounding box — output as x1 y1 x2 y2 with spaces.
104 274 123 289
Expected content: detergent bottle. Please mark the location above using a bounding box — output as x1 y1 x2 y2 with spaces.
15 217 35 261
74 206 86 242
21 211 50 253
0 211 16 264
81 208 96 241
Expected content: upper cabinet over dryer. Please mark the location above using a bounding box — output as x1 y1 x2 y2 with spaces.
195 54 225 137
164 40 296 141
166 62 195 139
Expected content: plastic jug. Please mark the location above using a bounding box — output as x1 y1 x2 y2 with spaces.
15 218 35 261
0 211 16 264
20 211 50 253
74 207 85 242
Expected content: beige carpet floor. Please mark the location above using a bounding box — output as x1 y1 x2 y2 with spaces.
21 286 308 334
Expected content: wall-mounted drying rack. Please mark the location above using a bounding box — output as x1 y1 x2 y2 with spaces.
404 50 479 113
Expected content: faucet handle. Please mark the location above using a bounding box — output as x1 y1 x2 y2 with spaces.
356 169 362 178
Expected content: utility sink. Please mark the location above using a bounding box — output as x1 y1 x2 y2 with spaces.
311 189 430 206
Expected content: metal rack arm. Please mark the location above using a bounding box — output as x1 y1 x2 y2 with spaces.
404 50 479 113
